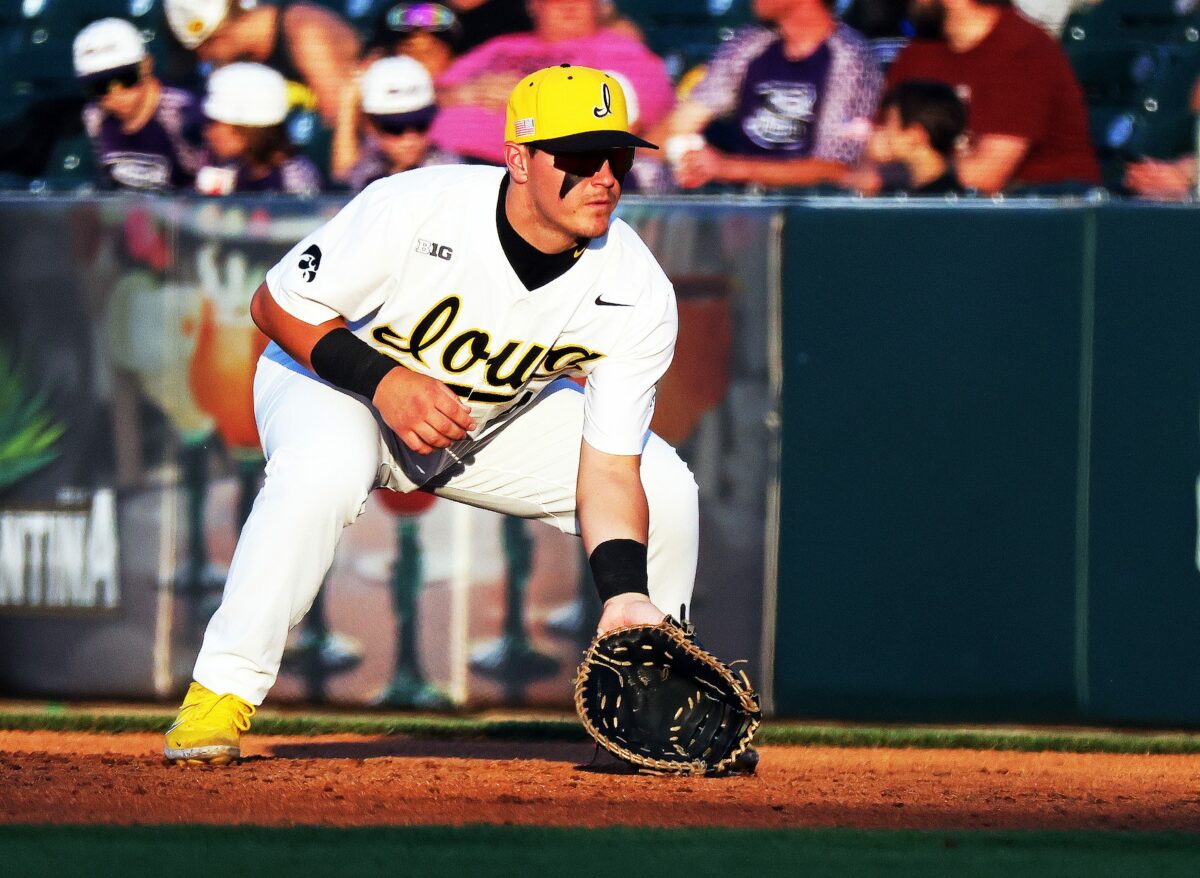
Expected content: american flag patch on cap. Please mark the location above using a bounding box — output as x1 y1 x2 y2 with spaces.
514 117 535 137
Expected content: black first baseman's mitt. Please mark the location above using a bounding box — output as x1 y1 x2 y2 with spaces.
574 616 761 775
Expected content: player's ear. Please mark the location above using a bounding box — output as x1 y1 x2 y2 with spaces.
505 142 531 184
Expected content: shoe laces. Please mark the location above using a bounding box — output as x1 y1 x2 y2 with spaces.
189 690 255 730
219 695 255 731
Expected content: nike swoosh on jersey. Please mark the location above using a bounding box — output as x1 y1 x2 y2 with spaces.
595 295 632 307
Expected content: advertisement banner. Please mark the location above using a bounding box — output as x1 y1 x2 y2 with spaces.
0 195 779 709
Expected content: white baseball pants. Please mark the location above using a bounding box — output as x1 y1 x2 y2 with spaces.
192 356 700 704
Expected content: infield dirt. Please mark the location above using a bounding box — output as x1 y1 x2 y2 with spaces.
3 730 1200 831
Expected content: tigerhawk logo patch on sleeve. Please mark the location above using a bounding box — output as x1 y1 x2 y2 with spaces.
298 244 322 282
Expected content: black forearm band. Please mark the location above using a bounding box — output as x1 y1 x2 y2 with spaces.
310 328 398 400
588 539 649 603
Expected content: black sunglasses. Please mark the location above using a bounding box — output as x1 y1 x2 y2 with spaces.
371 117 433 136
84 66 142 99
549 148 635 180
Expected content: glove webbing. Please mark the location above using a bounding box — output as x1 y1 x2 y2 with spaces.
575 620 761 776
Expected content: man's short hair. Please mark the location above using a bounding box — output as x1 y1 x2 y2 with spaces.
881 80 967 157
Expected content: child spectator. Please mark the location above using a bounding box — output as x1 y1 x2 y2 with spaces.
332 56 460 190
855 79 967 194
366 2 465 77
74 17 206 190
164 0 360 126
195 62 321 195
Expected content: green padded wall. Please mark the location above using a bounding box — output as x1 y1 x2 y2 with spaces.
1084 206 1200 724
772 203 1200 725
773 204 1087 721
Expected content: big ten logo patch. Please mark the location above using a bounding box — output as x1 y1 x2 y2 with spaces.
416 239 453 261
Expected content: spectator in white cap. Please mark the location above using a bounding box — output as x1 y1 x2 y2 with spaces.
196 62 322 195
164 0 359 127
332 56 461 191
74 17 207 190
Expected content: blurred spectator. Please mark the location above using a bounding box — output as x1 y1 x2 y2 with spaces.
1013 0 1098 38
164 0 360 125
1125 156 1197 198
367 2 466 76
74 18 207 190
843 0 1097 41
849 79 967 194
332 56 460 189
429 0 674 164
450 0 533 53
842 0 908 38
657 0 883 190
195 62 321 195
887 0 1100 194
1124 77 1200 200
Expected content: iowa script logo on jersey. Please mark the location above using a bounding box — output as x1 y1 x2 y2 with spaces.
416 239 453 261
371 295 604 404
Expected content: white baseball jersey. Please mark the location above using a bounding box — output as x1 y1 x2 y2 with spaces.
263 165 677 484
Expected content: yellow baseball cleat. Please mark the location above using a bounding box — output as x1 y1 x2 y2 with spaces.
163 681 256 766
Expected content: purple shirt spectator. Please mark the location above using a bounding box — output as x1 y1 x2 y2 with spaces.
83 86 207 190
430 29 674 164
690 24 882 164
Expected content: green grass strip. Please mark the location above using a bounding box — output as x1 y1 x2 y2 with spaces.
0 708 583 740
2 825 1199 878
4 706 1200 754
755 724 1200 754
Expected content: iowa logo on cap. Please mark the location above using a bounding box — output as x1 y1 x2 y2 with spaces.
592 83 613 119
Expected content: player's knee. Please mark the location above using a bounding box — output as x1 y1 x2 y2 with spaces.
264 446 376 524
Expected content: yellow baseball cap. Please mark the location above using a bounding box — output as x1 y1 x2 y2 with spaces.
505 64 658 152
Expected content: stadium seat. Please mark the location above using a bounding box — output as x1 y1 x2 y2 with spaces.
1125 42 1200 159
624 0 754 80
38 131 95 191
1064 0 1195 47
1067 43 1158 106
287 108 334 184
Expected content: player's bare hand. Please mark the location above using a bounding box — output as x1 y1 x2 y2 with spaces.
372 366 475 454
596 593 666 635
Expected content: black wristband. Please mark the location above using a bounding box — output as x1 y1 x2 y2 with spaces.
310 328 398 400
588 539 649 603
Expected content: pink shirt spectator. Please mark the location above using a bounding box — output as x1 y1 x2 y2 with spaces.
431 29 674 163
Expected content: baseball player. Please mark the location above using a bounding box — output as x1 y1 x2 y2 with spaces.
164 64 699 765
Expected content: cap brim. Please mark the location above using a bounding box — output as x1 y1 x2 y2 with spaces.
367 106 437 128
528 130 658 152
77 62 141 84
